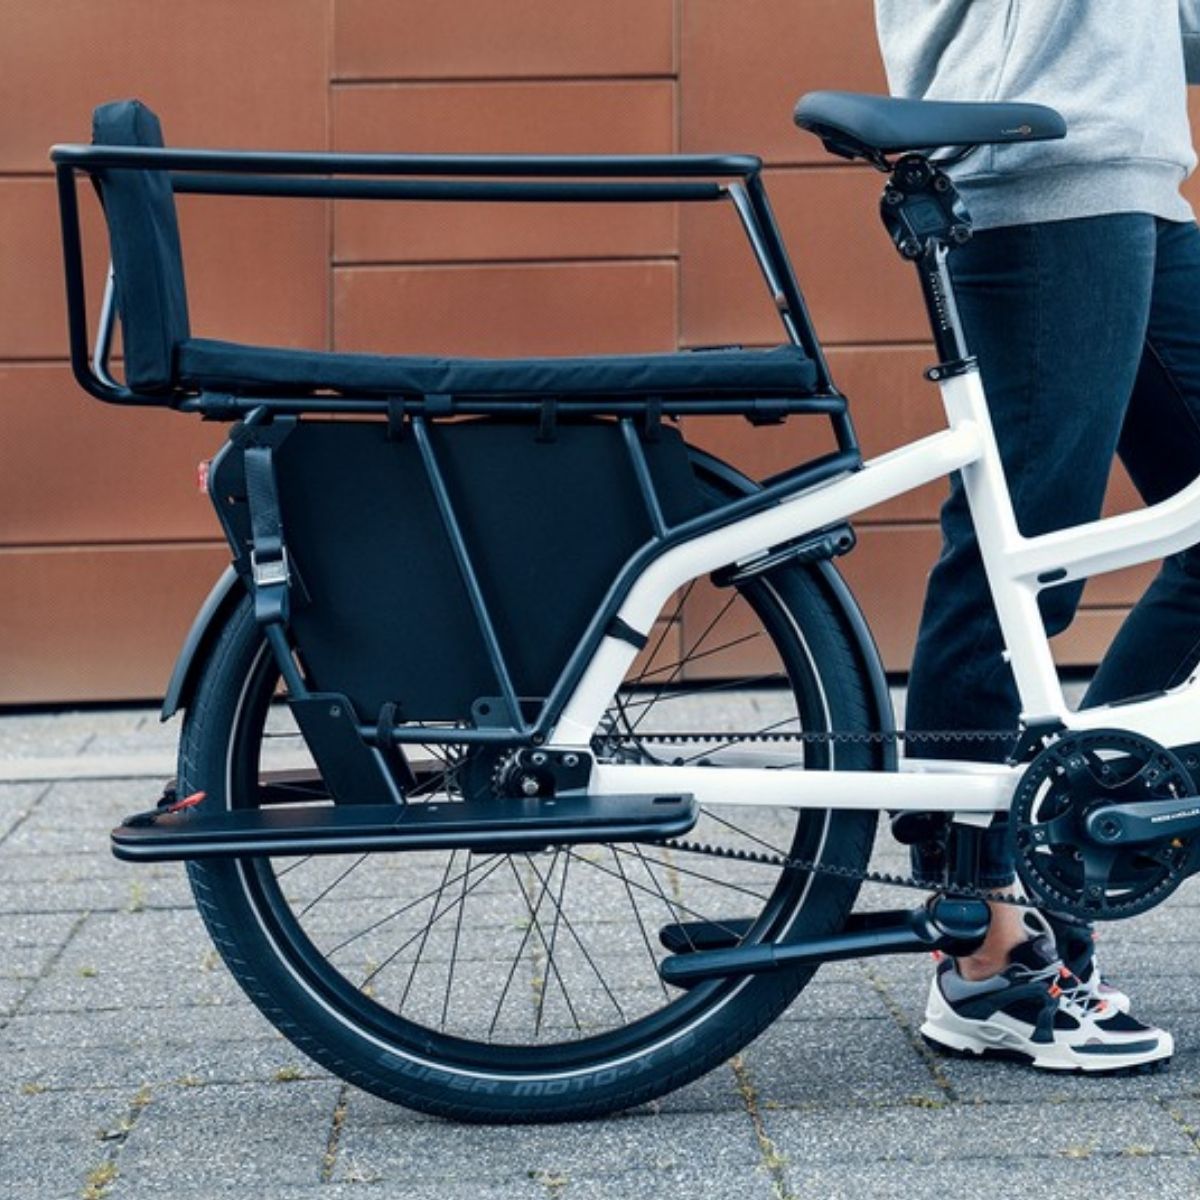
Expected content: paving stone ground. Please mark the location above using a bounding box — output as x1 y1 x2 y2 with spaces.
2 699 1200 1199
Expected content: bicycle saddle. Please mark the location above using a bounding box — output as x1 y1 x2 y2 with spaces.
795 90 1066 162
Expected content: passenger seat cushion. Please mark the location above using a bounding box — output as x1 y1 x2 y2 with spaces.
92 100 190 393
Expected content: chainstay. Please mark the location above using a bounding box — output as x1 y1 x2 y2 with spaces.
624 726 1034 909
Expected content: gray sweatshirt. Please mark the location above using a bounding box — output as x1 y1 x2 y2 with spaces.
874 1 1200 229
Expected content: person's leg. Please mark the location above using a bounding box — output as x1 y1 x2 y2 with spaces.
1084 219 1200 705
906 215 1157 975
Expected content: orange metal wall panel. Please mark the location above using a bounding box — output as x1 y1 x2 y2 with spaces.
681 168 929 349
335 262 677 357
332 81 677 264
3 2 1148 702
0 0 330 171
0 179 110 361
681 0 886 165
0 546 230 705
0 366 224 546
177 197 330 350
334 0 675 80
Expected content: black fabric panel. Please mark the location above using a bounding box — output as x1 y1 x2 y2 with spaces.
176 338 819 399
267 418 702 723
92 100 190 392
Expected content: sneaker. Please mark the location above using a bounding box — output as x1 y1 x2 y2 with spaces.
1022 909 1131 1014
921 934 1172 1073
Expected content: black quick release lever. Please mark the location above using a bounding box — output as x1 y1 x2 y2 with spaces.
1085 797 1200 847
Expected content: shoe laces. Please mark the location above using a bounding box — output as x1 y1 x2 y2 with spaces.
1021 961 1109 1018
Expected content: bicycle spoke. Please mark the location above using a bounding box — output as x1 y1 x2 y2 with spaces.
617 670 789 714
630 844 698 953
514 854 583 1034
521 853 626 1024
440 850 476 1031
616 843 771 902
703 807 794 858
488 857 557 1040
359 854 508 993
564 848 751 939
397 852 458 1016
628 592 739 735
611 847 669 999
297 852 369 919
628 579 696 688
629 630 766 685
532 852 575 1035
324 854 497 958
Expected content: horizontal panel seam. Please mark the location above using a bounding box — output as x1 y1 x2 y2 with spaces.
331 74 678 88
0 541 228 555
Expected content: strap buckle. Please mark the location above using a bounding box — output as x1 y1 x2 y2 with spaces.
250 545 290 590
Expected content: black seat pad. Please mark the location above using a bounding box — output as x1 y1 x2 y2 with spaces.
176 338 818 398
795 90 1065 158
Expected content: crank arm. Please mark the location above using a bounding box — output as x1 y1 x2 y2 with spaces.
1084 797 1200 847
657 895 989 987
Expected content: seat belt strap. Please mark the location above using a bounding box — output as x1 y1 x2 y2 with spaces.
243 443 291 627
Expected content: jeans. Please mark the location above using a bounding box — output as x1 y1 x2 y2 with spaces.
907 215 1200 888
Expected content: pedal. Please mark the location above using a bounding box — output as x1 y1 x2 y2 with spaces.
111 792 697 863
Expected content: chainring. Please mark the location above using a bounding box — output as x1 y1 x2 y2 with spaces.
1009 729 1196 920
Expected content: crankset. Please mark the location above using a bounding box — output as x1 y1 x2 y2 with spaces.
1008 729 1200 920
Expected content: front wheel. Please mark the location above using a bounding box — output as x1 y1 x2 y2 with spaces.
182 526 880 1122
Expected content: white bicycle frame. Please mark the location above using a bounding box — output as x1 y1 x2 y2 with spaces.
548 342 1200 822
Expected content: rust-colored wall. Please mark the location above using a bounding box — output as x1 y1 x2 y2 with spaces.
0 1 1184 703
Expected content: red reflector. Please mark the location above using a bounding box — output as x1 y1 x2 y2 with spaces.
169 790 206 813
197 460 210 493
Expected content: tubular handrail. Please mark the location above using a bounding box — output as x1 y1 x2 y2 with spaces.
51 137 847 450
50 143 763 179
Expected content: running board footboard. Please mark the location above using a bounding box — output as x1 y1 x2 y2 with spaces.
111 793 697 862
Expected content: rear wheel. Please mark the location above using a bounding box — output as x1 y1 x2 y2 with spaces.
182 476 881 1122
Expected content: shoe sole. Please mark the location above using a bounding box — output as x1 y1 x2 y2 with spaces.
920 1029 1172 1076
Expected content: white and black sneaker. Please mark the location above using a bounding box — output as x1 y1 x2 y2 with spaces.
1022 909 1131 1013
921 934 1172 1074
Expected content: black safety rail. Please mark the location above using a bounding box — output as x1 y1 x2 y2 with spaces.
50 141 852 455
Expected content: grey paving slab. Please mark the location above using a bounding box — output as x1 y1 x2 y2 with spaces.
765 1098 1193 1164
113 1080 341 1193
0 977 31 1017
333 1099 761 1186
21 907 245 1013
0 1087 133 1198
7 696 1200 1200
786 1156 1200 1200
542 1162 780 1200
740 1014 946 1109
1 1018 317 1094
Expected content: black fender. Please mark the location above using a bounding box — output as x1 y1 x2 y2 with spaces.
160 564 245 721
687 446 897 769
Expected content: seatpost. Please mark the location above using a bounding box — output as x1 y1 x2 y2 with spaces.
880 154 975 379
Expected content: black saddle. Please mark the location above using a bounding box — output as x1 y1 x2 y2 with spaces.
795 90 1065 162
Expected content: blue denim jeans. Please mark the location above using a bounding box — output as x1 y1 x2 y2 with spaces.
907 215 1200 887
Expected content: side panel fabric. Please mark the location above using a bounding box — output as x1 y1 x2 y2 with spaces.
215 418 704 724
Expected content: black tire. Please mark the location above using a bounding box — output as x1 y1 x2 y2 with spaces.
182 478 881 1123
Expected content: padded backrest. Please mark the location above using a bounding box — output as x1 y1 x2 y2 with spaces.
92 100 190 392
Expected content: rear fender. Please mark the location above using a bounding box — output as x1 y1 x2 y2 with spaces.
160 565 244 720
